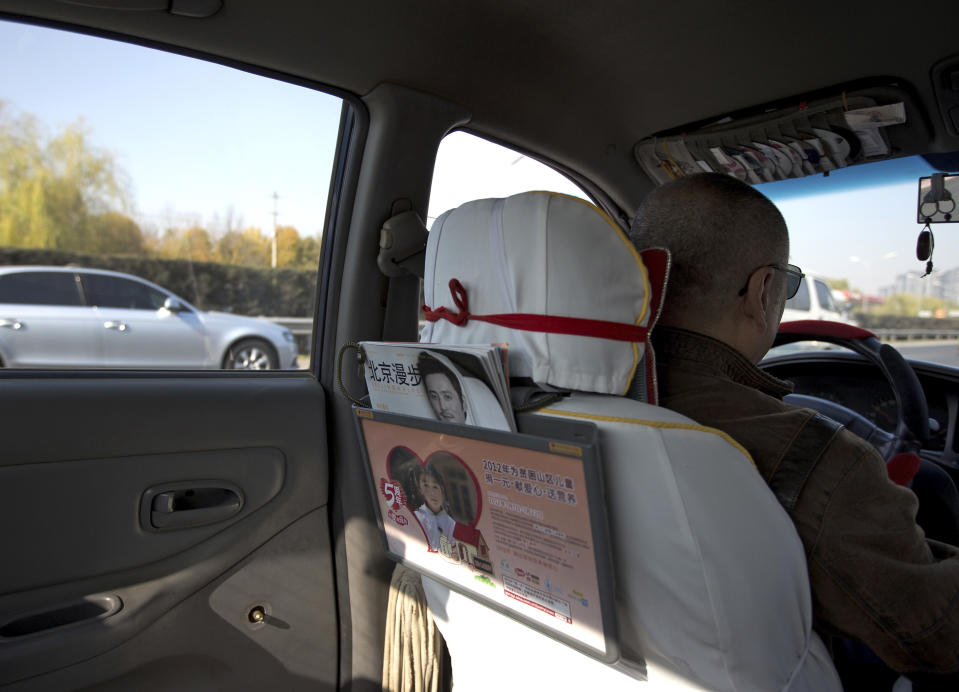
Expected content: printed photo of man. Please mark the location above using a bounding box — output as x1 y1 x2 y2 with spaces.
417 352 467 424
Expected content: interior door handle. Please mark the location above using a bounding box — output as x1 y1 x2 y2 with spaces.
0 318 22 330
141 482 244 530
103 321 128 332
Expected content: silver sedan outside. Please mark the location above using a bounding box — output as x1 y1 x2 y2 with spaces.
0 266 298 370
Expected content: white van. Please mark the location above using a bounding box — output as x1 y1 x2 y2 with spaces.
782 274 848 323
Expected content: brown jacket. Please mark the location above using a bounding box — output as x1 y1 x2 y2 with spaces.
653 326 959 674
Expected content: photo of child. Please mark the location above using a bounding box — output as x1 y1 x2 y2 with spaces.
410 462 459 556
385 446 482 565
426 451 478 527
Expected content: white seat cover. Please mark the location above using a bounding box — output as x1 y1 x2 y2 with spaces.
422 193 651 395
420 192 841 691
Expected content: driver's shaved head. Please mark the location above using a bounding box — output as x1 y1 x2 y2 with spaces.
630 173 788 326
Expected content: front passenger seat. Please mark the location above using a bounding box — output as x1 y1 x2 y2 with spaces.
419 191 841 691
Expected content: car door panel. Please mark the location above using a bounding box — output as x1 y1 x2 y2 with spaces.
95 305 212 368
80 271 213 368
0 271 101 368
0 305 101 368
0 374 337 690
3 510 337 692
2 447 285 594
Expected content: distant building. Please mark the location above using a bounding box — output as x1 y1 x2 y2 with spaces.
880 267 959 303
880 270 926 298
940 267 959 304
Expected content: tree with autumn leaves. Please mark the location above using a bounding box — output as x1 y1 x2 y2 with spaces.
0 103 319 269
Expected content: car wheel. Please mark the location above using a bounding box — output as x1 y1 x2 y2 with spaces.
223 338 278 370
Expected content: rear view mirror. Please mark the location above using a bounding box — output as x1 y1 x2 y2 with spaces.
917 173 959 223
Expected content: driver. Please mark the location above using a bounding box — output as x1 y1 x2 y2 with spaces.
630 173 959 684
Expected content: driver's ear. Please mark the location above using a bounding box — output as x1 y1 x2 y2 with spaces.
741 267 775 331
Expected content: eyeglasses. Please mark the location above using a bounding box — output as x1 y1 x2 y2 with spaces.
737 263 805 299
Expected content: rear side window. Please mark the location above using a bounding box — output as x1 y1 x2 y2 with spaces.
429 131 587 226
814 280 836 312
786 278 811 311
0 272 82 306
81 274 166 310
0 19 343 370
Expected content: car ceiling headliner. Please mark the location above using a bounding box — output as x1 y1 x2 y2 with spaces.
2 0 959 212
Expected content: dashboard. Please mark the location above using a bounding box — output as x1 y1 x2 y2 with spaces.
760 350 959 468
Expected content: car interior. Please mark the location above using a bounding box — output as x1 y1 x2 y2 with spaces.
1 1 959 690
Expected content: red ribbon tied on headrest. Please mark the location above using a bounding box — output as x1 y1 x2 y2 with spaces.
422 278 648 342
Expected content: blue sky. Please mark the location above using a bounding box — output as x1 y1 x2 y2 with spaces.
2 18 957 295
0 19 341 236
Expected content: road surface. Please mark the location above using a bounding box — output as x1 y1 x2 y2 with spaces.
895 341 959 368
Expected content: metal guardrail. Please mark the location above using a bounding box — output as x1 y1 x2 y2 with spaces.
262 316 313 334
874 329 959 341
262 317 313 353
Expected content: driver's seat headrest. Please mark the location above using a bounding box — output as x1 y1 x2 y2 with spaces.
421 192 665 397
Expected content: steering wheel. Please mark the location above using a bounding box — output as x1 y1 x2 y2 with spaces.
771 320 929 460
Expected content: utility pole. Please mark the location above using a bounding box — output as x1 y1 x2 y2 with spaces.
271 191 279 269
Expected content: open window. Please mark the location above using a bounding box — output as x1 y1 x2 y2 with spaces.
0 19 342 370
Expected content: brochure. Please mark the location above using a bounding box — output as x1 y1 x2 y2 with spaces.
360 341 516 431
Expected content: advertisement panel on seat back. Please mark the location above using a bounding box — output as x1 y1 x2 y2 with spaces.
357 412 612 657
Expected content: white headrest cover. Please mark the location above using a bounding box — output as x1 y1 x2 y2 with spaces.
422 192 650 395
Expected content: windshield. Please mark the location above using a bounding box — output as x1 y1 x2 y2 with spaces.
764 156 959 368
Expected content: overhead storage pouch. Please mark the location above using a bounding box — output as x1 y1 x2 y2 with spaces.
635 86 924 186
